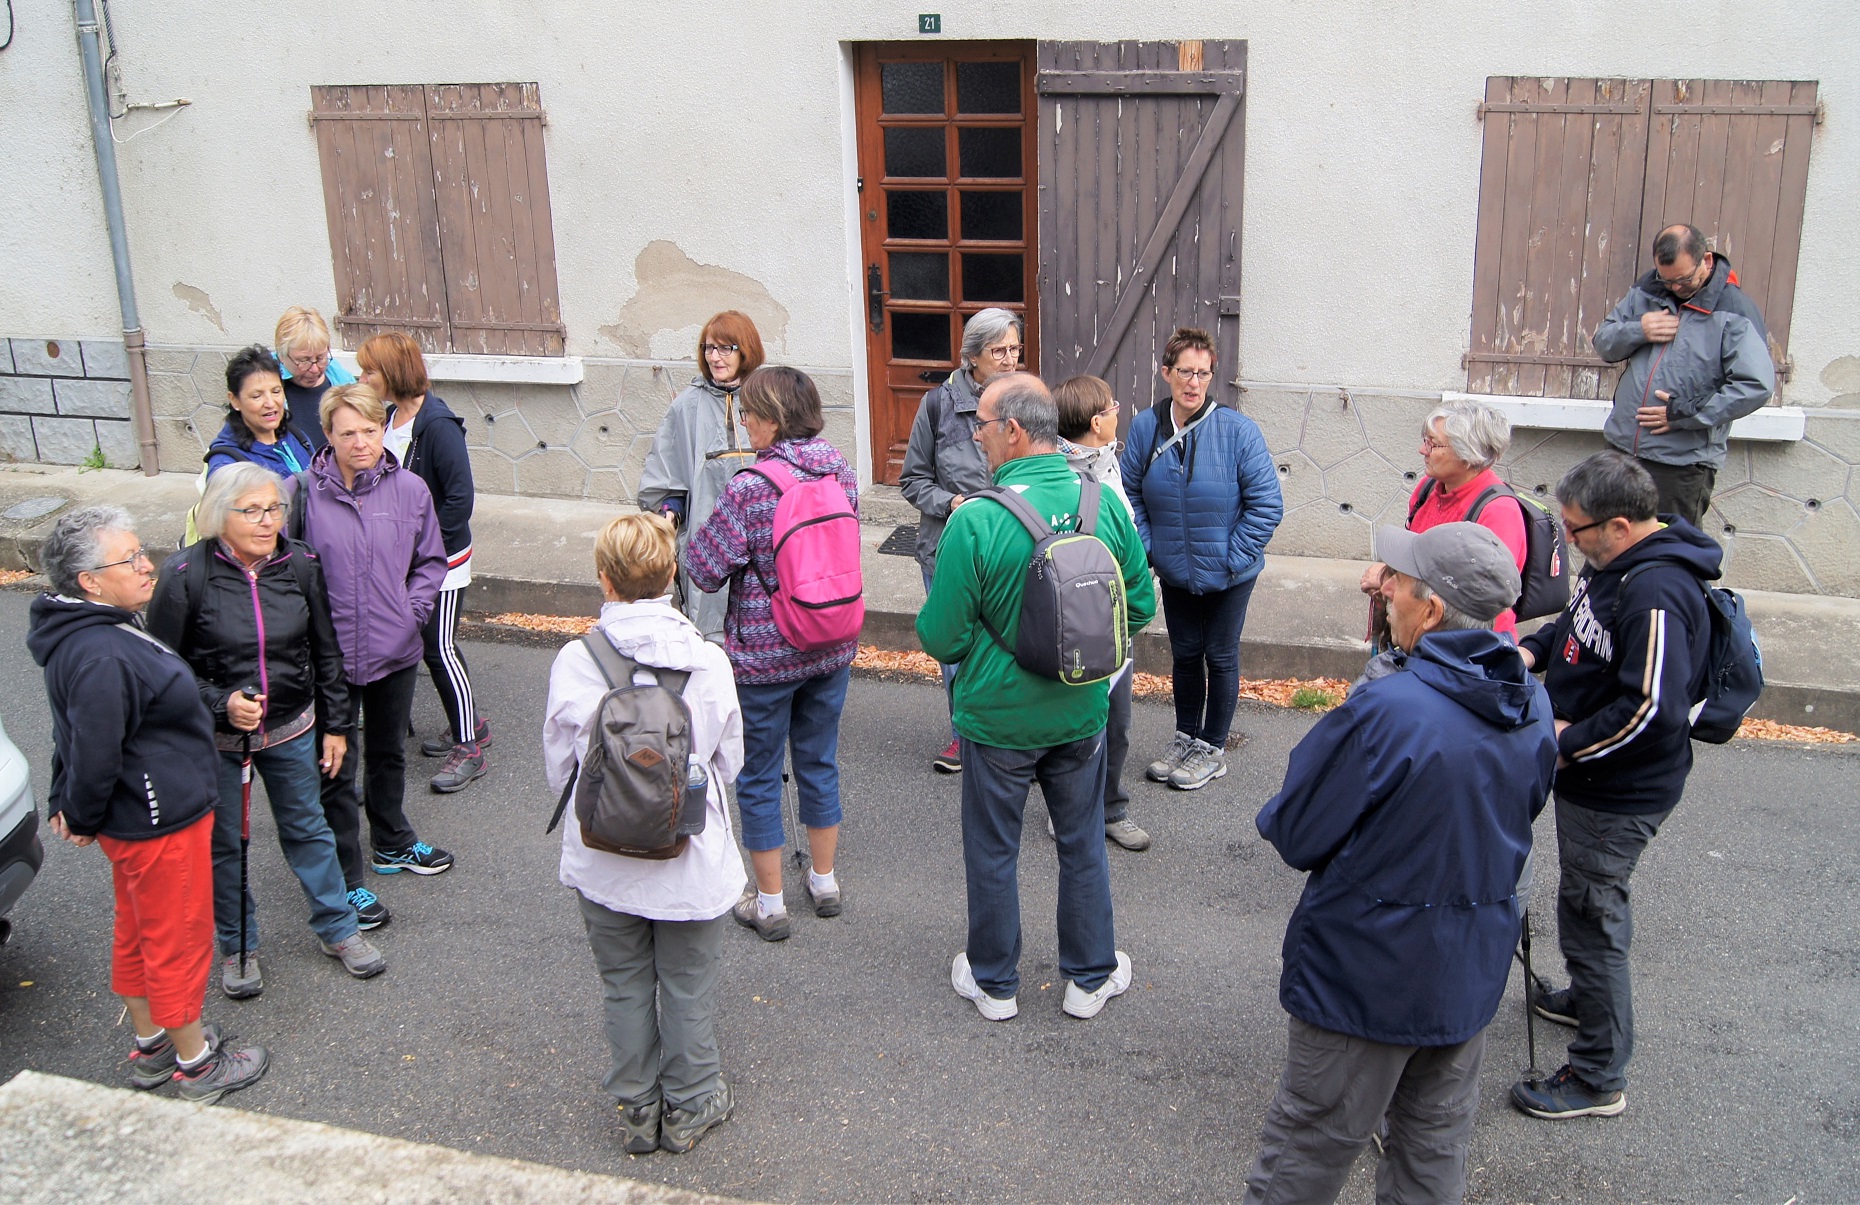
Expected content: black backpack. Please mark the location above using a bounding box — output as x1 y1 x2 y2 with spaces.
545 634 708 859
973 480 1128 686
1622 564 1764 744
1410 478 1570 620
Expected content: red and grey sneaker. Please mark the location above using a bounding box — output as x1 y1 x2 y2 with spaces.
932 738 962 774
174 1035 269 1105
1510 1064 1625 1119
124 1021 220 1090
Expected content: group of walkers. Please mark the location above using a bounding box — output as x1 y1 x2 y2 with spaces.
30 223 1755 1185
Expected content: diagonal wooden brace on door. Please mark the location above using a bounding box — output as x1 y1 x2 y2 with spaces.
1080 90 1241 379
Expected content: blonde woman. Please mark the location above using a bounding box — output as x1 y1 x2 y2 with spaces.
275 305 355 451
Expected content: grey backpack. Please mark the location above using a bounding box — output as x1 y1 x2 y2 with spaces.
546 634 707 860
975 480 1129 686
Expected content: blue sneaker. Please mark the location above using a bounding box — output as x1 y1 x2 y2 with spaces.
371 841 455 876
347 886 390 929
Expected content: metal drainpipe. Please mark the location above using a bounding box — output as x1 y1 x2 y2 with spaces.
73 0 160 476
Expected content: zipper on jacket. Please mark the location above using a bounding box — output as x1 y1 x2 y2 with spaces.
1633 330 1672 456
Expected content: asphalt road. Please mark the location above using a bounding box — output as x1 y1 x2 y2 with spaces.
1 588 1854 1204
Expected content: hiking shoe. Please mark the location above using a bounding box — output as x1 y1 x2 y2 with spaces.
951 951 1017 1021
1145 731 1195 782
174 1036 269 1105
125 1021 221 1090
1063 949 1133 1019
319 932 387 979
805 877 843 918
731 889 790 942
422 719 491 758
932 738 962 774
348 886 390 930
1167 739 1228 790
660 1080 733 1154
1106 819 1152 851
1532 979 1578 1027
372 841 455 875
618 1099 662 1155
1510 1064 1625 1119
429 743 488 793
220 953 262 1000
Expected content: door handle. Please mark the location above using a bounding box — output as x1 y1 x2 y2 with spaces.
867 264 888 333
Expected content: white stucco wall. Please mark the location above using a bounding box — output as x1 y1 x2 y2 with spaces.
3 1 1854 401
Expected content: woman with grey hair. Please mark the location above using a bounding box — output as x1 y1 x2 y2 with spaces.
148 462 383 999
1360 397 1529 640
898 306 1024 774
28 505 270 1103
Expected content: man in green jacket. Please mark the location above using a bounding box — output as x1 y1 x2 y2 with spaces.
917 373 1157 1022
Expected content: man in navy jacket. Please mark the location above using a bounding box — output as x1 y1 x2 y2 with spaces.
1244 522 1557 1204
1511 451 1716 1121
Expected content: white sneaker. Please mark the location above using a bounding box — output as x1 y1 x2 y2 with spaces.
951 952 1018 1021
1063 950 1133 1019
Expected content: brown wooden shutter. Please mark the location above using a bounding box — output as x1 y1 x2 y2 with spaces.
310 85 451 353
1035 40 1246 419
1642 79 1818 378
425 84 566 356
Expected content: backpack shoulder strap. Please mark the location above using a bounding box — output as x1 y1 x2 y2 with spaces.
1407 477 1437 522
1074 475 1103 536
579 632 637 689
183 540 212 621
972 485 1056 542
1462 485 1506 522
285 471 310 543
742 461 797 494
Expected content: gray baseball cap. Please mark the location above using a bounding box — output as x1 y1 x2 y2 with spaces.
1375 522 1520 621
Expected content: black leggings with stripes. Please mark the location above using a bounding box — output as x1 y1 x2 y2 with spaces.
422 585 481 746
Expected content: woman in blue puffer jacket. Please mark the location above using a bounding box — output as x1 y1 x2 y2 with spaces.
1119 327 1283 791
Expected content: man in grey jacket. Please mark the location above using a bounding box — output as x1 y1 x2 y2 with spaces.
1594 224 1775 526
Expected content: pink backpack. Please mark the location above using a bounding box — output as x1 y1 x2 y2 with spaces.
744 461 866 651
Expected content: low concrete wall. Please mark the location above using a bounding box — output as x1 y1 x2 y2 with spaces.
0 338 139 469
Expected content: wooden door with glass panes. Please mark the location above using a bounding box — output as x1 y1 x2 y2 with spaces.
853 42 1038 485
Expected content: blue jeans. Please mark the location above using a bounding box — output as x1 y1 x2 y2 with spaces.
960 732 1116 998
735 665 851 852
921 563 958 742
213 729 358 955
1160 578 1259 747
1104 664 1133 825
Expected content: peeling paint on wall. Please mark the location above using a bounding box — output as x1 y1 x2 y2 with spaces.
598 241 789 359
171 283 226 333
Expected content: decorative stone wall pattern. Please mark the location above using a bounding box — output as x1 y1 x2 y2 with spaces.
0 338 137 467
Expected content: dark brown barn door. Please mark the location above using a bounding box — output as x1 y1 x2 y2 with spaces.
852 42 1039 485
1036 41 1247 423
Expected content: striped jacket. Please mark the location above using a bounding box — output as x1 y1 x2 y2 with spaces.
1519 520 1719 814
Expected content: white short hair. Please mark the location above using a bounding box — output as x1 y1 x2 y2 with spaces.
1426 399 1512 470
197 462 286 541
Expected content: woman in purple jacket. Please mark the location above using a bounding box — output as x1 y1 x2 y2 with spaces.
685 367 859 944
303 384 456 924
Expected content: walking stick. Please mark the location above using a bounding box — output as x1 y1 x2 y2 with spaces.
1520 907 1540 1076
237 688 258 980
782 758 806 872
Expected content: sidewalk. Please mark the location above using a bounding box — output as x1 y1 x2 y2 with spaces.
4 464 1857 732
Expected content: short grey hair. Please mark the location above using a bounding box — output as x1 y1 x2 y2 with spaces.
1557 450 1657 524
1406 577 1494 633
959 308 1024 371
41 504 135 597
197 462 286 542
986 373 1058 447
1426 399 1511 471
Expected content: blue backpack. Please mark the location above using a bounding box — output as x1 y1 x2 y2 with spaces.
1625 564 1763 743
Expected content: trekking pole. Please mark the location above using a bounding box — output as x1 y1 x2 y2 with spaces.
237 687 258 980
782 756 806 872
1520 907 1539 1076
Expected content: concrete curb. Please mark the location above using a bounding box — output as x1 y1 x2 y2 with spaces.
0 1069 746 1204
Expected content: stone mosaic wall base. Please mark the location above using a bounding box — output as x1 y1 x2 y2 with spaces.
0 337 138 467
1239 384 1860 598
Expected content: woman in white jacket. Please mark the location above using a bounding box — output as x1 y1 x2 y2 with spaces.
542 513 746 1156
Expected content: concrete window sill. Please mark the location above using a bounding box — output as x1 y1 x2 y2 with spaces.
1445 392 1805 442
333 352 583 386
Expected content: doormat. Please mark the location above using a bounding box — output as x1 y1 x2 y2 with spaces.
877 524 918 557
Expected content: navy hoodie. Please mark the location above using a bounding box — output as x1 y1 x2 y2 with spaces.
1520 519 1718 814
1257 629 1557 1046
26 594 219 840
387 392 474 563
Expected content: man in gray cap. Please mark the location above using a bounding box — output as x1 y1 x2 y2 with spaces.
1242 522 1558 1204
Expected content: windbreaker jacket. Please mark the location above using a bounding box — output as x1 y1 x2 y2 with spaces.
1519 520 1718 814
638 378 756 642
385 393 474 563
916 452 1157 749
146 538 353 742
683 436 861 684
204 421 315 479
1256 629 1557 1046
27 594 219 841
1120 400 1283 593
1595 253 1775 470
898 369 996 575
544 599 748 921
297 446 446 686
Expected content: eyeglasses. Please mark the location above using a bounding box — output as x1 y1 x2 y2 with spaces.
88 548 153 573
701 343 740 356
1170 368 1214 382
974 416 1010 433
1419 435 1450 453
982 344 1023 362
1095 402 1121 419
286 350 330 370
1562 517 1608 539
229 503 289 524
